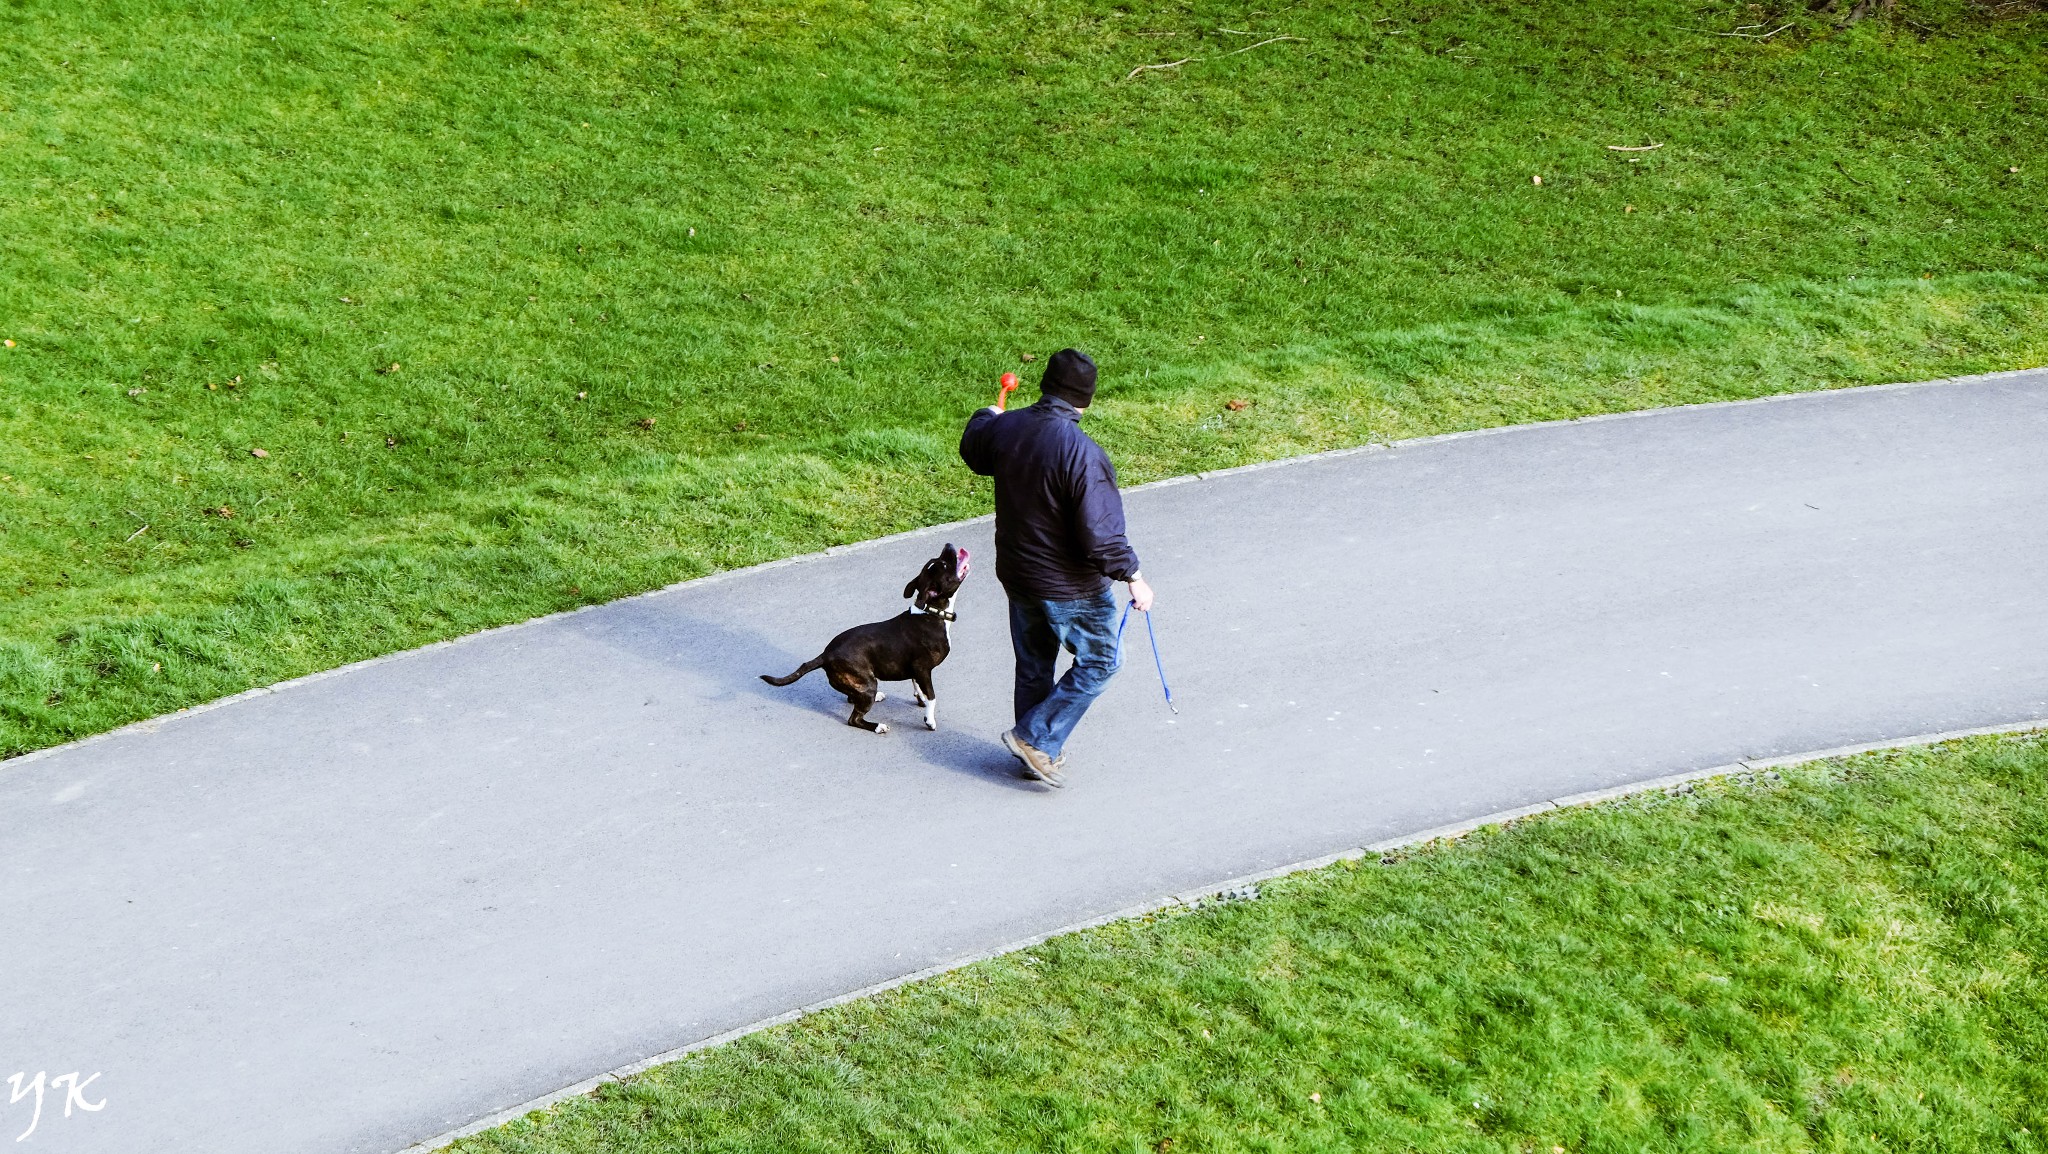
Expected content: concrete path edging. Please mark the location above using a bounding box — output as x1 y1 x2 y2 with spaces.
399 716 2048 1154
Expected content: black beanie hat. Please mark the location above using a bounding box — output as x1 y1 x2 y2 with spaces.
1039 348 1098 408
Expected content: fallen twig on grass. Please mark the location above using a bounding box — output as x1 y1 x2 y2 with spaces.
1125 35 1306 80
1607 143 1665 151
125 524 148 542
1218 35 1307 57
1689 21 1797 36
1127 57 1195 79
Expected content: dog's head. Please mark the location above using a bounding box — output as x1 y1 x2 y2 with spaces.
904 543 970 616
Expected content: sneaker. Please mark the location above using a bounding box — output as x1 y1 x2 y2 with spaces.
1002 730 1064 788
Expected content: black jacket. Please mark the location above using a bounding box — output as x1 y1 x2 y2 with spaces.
959 396 1142 601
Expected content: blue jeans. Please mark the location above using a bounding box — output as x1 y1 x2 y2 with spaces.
1009 590 1123 759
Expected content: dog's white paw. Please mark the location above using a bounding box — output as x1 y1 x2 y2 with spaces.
924 719 938 731
873 690 886 702
875 723 890 734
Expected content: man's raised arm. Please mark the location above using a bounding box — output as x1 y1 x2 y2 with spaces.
958 404 1002 477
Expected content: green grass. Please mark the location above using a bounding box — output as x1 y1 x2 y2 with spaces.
2 0 2044 756
452 733 2048 1153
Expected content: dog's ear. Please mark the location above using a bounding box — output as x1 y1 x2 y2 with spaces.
905 561 933 599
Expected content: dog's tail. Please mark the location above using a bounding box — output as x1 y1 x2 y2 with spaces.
760 657 825 687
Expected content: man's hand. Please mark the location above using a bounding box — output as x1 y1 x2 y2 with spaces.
1127 574 1155 613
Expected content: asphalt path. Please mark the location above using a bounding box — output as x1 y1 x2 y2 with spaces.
5 371 2046 1153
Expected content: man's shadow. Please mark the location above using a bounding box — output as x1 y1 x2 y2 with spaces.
901 727 1040 792
569 599 1040 791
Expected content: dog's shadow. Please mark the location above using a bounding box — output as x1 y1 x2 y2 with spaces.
571 600 1042 792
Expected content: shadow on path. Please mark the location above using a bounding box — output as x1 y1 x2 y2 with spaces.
908 728 1044 793
574 599 1038 790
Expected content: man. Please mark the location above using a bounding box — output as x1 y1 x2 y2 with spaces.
960 348 1155 788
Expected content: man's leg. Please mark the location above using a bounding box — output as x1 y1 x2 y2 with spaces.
1014 591 1122 760
1009 595 1060 724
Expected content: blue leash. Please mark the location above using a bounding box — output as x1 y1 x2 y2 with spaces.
1116 602 1179 714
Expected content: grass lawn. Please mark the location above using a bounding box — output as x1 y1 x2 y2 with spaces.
452 733 2048 1153
2 0 2044 755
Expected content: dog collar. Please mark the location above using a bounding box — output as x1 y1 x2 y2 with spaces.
908 604 957 621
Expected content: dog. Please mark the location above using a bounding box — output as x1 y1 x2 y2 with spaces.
760 543 970 734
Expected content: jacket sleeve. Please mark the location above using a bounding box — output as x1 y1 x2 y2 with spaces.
1072 448 1142 582
958 406 1002 477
